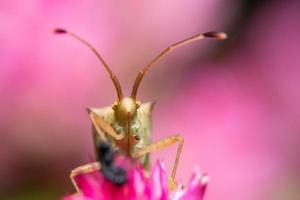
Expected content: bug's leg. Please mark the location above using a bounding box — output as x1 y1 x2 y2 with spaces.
87 109 124 141
70 162 101 192
132 134 184 190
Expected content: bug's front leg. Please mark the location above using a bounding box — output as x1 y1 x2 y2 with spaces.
87 109 124 141
131 134 184 190
70 162 101 192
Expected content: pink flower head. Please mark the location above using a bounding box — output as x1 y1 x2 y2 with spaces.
63 161 208 200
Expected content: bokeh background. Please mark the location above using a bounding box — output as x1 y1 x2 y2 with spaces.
1 0 300 199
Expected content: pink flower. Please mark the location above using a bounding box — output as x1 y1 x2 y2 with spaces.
63 161 208 200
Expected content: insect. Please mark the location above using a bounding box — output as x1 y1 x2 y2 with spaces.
54 28 227 190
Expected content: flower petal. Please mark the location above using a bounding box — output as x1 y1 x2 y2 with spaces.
148 161 168 200
63 160 207 200
128 167 148 200
74 171 106 199
63 194 94 200
171 170 208 200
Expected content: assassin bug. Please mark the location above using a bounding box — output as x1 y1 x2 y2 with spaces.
54 28 227 190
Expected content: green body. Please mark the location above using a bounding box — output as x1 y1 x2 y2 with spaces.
89 101 154 169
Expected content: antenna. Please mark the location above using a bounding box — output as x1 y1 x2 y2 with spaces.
131 31 227 99
54 28 123 100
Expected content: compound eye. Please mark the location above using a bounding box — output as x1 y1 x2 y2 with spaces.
112 102 118 110
136 101 141 109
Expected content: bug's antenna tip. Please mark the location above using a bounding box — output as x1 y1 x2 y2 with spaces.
54 28 67 34
203 32 227 40
217 32 228 40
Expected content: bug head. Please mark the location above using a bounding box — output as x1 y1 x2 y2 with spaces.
112 97 140 122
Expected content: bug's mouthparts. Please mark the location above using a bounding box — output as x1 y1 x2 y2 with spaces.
126 111 133 118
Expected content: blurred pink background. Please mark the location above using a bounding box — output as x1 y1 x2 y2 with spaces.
1 0 300 199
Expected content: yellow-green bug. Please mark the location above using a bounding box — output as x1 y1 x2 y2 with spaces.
54 28 227 190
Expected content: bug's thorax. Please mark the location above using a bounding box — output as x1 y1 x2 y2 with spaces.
112 118 140 156
112 97 141 154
